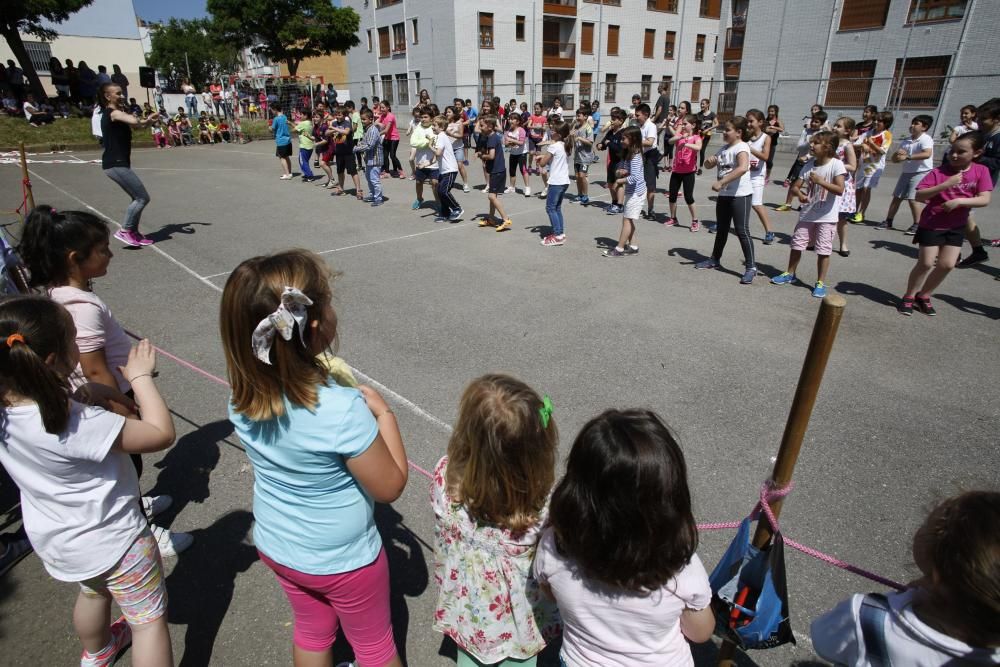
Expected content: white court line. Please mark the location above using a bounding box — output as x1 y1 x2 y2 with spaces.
26 168 457 435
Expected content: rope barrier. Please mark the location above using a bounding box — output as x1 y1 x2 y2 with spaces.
122 328 907 592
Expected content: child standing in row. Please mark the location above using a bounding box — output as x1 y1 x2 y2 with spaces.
572 108 594 205
432 116 464 222
477 116 514 232
777 111 827 210
878 114 934 234
665 113 701 230
597 108 626 215
445 106 472 193
411 109 440 212
535 408 714 666
221 250 408 667
898 131 992 316
537 122 572 246
293 112 316 182
695 117 758 284
852 111 893 223
353 108 384 206
833 116 858 257
432 374 560 667
746 108 775 244
603 127 643 257
771 131 847 298
958 98 1000 267
0 295 177 667
504 113 531 196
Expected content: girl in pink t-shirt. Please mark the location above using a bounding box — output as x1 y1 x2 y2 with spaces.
666 114 702 230
899 132 993 316
378 102 404 178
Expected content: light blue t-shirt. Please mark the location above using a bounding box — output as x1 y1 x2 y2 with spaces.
272 114 291 146
229 383 380 575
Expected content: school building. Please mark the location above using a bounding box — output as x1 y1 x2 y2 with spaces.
341 0 724 112
713 0 998 137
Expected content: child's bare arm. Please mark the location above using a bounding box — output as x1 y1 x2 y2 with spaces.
942 190 991 211
79 349 120 390
680 607 715 643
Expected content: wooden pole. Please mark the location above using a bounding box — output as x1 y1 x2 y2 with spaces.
717 294 846 666
19 142 34 211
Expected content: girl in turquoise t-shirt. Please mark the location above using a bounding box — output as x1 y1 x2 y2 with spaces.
221 249 409 667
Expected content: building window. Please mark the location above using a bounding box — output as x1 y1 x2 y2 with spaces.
643 29 655 59
584 0 622 5
479 13 494 49
580 72 593 102
378 27 390 58
515 70 525 95
367 30 372 53
370 76 376 98
695 34 705 62
839 0 890 30
825 60 876 107
699 0 721 19
647 0 678 12
480 69 494 98
891 55 951 108
414 71 421 91
381 74 393 105
691 77 702 101
604 73 617 102
660 75 673 98
412 18 419 44
392 23 406 54
396 73 409 105
908 0 967 23
516 15 525 41
640 75 652 101
375 0 401 7
664 31 675 59
581 22 594 54
607 25 619 56
23 41 53 74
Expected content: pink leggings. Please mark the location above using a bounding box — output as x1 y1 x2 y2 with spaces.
259 548 397 665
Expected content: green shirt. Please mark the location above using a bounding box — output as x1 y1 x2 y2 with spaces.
351 112 363 140
295 120 314 150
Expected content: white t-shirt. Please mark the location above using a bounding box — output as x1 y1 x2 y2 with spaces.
810 589 1000 666
0 402 142 582
798 157 847 223
534 529 711 667
546 142 570 185
714 141 753 197
748 133 768 181
640 119 658 153
899 133 934 173
92 106 103 138
505 127 527 156
49 286 132 393
435 130 458 174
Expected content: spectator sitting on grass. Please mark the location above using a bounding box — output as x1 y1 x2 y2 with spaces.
2 95 19 117
23 93 55 126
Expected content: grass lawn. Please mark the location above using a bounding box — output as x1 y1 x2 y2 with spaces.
0 116 276 152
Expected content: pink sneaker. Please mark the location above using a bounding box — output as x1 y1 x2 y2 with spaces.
134 232 155 246
80 616 132 667
690 219 701 233
113 229 141 247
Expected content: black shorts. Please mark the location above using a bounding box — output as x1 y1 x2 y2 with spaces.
914 227 964 248
488 172 507 194
276 143 293 158
643 150 659 192
335 151 357 175
509 153 527 176
607 159 625 186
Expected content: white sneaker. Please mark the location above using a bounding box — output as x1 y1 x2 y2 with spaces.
142 495 173 521
463 183 471 193
540 188 548 197
523 187 531 197
504 186 515 194
279 174 293 180
151 525 193 557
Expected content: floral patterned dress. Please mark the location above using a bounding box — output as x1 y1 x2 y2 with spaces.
837 141 857 213
431 456 561 664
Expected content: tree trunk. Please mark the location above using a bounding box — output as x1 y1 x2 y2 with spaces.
286 58 299 77
0 22 47 102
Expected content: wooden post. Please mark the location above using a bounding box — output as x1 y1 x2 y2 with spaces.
19 142 34 211
717 295 846 666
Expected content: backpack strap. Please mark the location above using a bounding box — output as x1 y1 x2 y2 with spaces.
859 593 891 667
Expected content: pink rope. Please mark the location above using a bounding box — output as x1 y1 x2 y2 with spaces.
124 329 905 588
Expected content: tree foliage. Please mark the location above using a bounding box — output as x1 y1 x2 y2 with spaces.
147 18 240 90
0 0 94 99
207 0 360 76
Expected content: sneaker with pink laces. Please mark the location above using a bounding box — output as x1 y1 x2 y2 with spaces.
113 229 142 247
134 232 154 246
690 219 701 232
81 616 132 667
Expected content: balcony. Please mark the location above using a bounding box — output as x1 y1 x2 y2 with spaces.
543 0 577 16
543 41 576 69
723 26 744 61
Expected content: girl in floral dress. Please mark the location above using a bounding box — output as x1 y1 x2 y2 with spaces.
432 374 560 667
833 116 858 257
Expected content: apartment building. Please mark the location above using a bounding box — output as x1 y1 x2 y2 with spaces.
342 0 723 112
714 0 998 135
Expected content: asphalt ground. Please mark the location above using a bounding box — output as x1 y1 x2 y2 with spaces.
0 138 998 667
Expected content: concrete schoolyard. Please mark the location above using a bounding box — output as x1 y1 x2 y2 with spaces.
0 138 998 666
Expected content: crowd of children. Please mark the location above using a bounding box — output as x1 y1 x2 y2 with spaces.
2 227 997 666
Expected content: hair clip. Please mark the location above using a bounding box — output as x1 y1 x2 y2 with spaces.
5 333 25 347
250 287 313 365
50 207 57 214
539 395 553 429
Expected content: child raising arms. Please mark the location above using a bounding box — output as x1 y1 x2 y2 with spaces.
0 296 176 666
432 374 560 667
221 250 408 667
535 409 714 666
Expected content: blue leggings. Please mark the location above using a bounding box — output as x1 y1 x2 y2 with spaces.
104 167 150 233
299 148 314 178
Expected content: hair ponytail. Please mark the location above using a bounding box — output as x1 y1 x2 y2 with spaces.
0 296 73 434
553 121 573 154
18 206 109 287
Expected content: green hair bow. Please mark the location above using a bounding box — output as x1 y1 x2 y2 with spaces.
539 395 554 429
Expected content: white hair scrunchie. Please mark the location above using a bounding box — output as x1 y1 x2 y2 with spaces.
251 286 314 365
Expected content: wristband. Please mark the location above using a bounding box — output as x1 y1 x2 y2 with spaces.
127 373 153 384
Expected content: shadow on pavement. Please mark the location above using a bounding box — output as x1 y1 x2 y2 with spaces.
934 293 1000 320
147 419 228 525
869 238 918 259
835 280 898 308
144 221 212 243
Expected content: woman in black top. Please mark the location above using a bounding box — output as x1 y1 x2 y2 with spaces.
99 82 160 247
695 98 717 175
764 104 784 178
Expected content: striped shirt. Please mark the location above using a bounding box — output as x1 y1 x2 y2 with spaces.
625 153 646 198
353 124 383 166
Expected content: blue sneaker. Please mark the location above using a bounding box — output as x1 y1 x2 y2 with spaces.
694 258 719 270
706 222 717 234
740 267 757 284
371 199 384 207
433 215 447 222
763 231 776 245
605 205 621 215
812 281 827 298
579 195 590 205
448 209 463 221
771 272 796 285
411 199 422 210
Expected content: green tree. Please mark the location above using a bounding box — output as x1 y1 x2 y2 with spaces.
207 0 360 76
147 18 240 91
0 0 94 100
